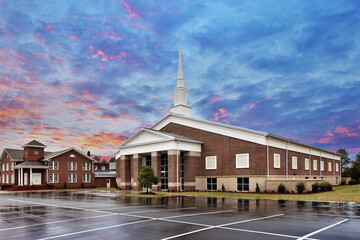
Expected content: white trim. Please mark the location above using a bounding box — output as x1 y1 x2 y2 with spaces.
313 159 317 171
236 153 249 168
291 156 297 170
49 173 59 183
320 160 324 172
205 156 217 170
305 158 309 170
68 173 77 183
273 154 280 168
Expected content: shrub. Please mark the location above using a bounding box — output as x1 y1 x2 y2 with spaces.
81 183 84 189
319 182 327 191
325 182 333 191
349 179 359 185
312 183 319 193
222 184 225 192
277 184 286 193
296 182 305 193
341 181 346 185
63 182 67 189
256 183 260 193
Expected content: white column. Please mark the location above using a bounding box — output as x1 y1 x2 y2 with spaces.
30 168 32 185
20 168 23 186
18 169 20 185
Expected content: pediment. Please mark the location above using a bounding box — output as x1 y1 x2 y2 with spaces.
123 130 171 146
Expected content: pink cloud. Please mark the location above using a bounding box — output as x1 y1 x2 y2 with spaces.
121 0 140 18
249 100 261 109
210 95 223 103
212 107 229 121
316 131 335 144
334 126 359 137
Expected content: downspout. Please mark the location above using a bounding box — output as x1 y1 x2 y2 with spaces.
286 141 289 180
266 135 270 180
309 148 312 179
333 154 335 185
320 151 322 179
177 140 179 192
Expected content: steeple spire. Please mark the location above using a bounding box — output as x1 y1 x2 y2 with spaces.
170 36 192 117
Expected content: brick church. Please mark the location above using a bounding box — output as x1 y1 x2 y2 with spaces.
115 42 341 192
0 140 97 190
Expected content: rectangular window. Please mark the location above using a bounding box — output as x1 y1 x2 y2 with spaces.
101 166 105 171
292 157 297 169
237 177 249 191
313 160 317 171
82 174 91 183
6 163 9 171
95 166 98 170
11 174 14 184
82 163 91 171
274 154 280 168
68 173 77 183
1 174 4 183
11 162 14 170
68 162 77 170
206 178 217 190
336 162 339 172
6 174 9 183
49 173 58 183
321 161 324 171
142 155 151 167
236 154 249 168
328 162 332 171
49 161 58 170
205 156 217 170
305 158 309 170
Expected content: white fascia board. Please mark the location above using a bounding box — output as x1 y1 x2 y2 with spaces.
117 140 201 157
129 129 172 145
152 114 268 145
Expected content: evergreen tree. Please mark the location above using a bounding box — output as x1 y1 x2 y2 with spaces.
137 166 159 193
337 148 351 173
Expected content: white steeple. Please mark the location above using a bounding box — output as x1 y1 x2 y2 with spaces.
170 37 192 117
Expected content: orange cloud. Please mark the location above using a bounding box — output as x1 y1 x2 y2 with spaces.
334 126 359 137
212 107 229 121
210 95 223 103
121 0 140 18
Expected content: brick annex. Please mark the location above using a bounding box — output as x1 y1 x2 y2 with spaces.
0 140 97 189
115 42 341 193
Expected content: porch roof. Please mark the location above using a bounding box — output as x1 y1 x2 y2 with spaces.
13 161 48 169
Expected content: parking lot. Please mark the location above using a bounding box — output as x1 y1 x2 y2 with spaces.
0 191 359 240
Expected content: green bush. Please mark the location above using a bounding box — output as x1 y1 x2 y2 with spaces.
312 183 319 193
277 184 286 193
319 182 327 191
221 184 225 192
325 182 333 191
349 179 359 185
296 182 305 193
256 183 260 193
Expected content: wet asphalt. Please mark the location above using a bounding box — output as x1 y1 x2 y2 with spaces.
0 191 359 240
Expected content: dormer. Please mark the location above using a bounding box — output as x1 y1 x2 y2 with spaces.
22 140 46 161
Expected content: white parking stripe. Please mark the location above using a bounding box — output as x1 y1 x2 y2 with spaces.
218 214 284 227
126 207 197 214
162 226 215 240
162 210 234 219
297 219 349 240
0 213 117 232
37 219 155 240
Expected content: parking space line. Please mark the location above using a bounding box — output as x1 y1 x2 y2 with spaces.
162 210 234 219
159 218 212 227
161 214 286 240
297 219 349 240
0 213 117 232
126 207 197 214
37 219 155 240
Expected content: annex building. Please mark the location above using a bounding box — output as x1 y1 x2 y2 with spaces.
115 43 341 192
0 140 97 190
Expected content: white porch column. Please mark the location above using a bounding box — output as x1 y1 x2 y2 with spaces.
18 169 20 185
20 168 23 186
30 168 33 185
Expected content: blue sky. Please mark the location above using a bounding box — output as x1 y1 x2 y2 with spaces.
0 0 359 159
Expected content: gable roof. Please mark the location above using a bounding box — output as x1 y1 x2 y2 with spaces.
22 140 47 148
43 148 97 162
151 113 341 157
0 148 54 162
119 128 202 148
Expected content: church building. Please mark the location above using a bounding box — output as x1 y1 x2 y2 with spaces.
115 42 341 192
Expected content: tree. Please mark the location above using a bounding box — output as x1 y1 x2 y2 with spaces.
137 166 158 193
337 148 351 173
109 157 116 162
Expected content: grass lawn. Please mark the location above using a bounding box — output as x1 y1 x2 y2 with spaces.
121 185 360 202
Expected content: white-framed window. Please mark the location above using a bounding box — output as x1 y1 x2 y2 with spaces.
274 154 280 168
1 174 4 183
49 173 59 183
68 162 77 170
205 156 217 170
82 173 91 183
95 166 98 171
313 160 317 171
328 162 332 171
6 174 9 183
11 174 14 184
336 162 339 172
6 163 9 171
68 173 77 183
292 156 297 169
305 158 309 170
11 162 14 170
82 162 91 171
101 166 106 171
321 161 324 171
70 154 75 158
236 153 249 168
49 161 58 170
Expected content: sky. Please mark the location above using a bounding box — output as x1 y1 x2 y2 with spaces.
0 0 359 160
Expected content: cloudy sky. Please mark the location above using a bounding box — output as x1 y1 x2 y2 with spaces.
0 0 359 159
